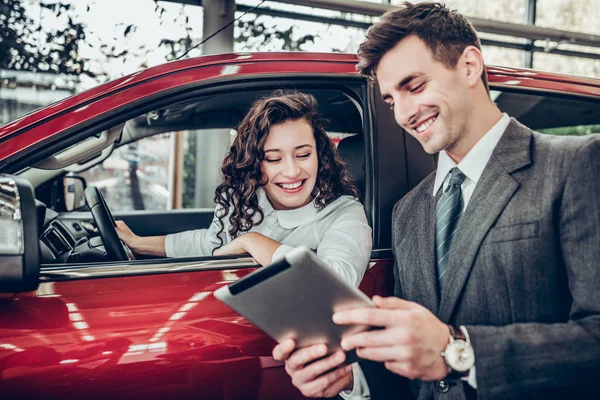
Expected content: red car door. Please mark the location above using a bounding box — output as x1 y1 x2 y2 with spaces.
0 54 396 399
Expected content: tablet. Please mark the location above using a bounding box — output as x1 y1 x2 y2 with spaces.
213 246 374 364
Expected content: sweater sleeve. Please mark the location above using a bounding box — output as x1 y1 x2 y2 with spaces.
164 206 227 258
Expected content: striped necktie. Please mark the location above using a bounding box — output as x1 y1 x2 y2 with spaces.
435 167 466 290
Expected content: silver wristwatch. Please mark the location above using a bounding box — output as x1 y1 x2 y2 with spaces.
440 325 475 380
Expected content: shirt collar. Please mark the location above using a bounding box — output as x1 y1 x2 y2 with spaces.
258 189 319 229
433 113 510 195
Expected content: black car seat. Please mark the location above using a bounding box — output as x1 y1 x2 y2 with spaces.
336 134 365 202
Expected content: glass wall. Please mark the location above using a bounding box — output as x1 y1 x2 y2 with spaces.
3 0 600 127
536 0 600 35
391 0 527 23
534 52 600 78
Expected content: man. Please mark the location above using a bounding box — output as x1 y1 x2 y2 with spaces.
273 2 600 399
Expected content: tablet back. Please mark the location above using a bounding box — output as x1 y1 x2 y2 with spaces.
214 246 373 361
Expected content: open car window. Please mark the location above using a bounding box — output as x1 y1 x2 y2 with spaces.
37 85 366 267
78 88 364 213
491 89 600 136
37 85 600 268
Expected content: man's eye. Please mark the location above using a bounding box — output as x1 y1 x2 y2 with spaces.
410 82 425 93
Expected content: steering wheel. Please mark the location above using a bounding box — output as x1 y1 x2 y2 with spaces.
84 186 134 261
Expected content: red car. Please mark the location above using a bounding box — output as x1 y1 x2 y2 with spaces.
1 53 599 399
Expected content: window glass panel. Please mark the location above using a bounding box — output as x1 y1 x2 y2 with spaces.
536 0 600 35
79 88 364 213
390 0 526 23
79 128 231 212
482 44 524 69
79 133 174 212
491 89 600 136
533 52 600 79
179 129 232 209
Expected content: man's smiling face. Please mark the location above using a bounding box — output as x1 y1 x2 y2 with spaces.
376 35 472 155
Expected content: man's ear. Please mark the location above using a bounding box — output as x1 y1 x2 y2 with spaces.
462 46 485 88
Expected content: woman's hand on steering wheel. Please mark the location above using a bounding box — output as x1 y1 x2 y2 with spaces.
84 185 134 262
115 221 139 251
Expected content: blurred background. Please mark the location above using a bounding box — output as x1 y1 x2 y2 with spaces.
2 0 599 212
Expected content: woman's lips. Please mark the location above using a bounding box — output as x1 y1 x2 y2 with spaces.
276 179 306 194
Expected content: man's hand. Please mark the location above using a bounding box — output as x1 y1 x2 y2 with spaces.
333 296 450 381
272 339 353 398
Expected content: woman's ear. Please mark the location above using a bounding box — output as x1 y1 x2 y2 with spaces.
260 173 269 186
462 46 485 89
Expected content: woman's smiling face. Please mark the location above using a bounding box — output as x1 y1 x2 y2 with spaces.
260 118 318 210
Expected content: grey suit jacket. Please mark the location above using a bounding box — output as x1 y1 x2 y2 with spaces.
361 119 600 400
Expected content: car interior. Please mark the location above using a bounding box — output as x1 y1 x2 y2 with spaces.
19 87 367 266
12 86 600 267
492 89 600 130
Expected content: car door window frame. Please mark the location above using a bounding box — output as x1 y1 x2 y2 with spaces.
25 77 374 274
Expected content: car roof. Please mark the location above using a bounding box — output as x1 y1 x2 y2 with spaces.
2 51 600 141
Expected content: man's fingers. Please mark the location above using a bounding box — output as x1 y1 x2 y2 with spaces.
293 351 346 385
341 327 408 350
272 339 296 361
299 363 352 398
356 346 413 363
333 308 408 327
286 344 328 370
322 370 353 398
373 296 415 310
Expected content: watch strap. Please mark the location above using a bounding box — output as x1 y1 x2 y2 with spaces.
446 366 470 381
448 325 467 342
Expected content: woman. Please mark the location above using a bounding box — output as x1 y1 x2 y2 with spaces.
116 91 372 287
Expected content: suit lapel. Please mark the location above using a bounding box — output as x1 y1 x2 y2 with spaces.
437 119 533 322
414 185 440 312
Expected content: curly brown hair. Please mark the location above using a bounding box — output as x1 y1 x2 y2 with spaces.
357 2 488 91
213 90 360 249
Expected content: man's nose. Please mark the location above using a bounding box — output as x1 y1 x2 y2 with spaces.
395 97 418 128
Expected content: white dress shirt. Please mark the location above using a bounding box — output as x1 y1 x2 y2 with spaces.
164 189 372 287
342 113 510 399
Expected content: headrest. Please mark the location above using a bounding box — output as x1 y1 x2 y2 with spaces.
337 134 365 200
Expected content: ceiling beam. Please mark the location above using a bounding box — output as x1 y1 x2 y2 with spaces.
237 3 600 60
161 0 600 54
237 4 370 29
270 0 600 49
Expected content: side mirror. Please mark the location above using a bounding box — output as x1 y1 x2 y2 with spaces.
0 175 40 293
64 175 87 211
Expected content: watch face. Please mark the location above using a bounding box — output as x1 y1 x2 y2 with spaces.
445 339 475 372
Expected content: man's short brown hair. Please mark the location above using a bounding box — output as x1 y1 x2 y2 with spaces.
357 2 488 91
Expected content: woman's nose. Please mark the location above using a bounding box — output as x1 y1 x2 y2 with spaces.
282 158 300 178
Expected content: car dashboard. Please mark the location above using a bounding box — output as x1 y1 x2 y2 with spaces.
37 201 108 264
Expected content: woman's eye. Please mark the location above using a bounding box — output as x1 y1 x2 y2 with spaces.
264 158 281 163
297 153 311 159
